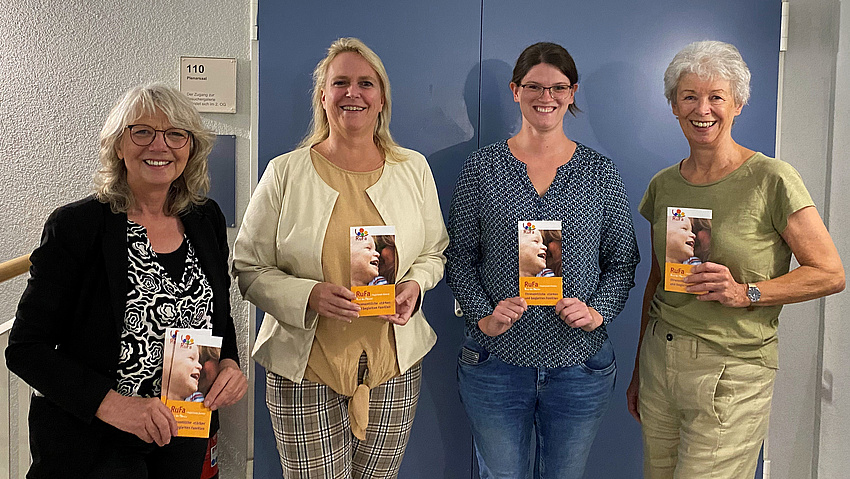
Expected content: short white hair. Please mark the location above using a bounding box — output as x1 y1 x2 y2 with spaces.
664 41 751 106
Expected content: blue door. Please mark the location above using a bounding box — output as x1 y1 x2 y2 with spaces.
256 1 780 477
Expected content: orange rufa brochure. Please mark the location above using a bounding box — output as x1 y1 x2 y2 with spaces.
664 207 712 293
161 328 222 438
518 221 563 306
350 225 396 316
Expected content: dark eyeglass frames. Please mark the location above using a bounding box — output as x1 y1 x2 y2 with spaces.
519 83 574 100
126 125 192 149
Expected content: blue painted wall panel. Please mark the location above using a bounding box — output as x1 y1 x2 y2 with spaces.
480 1 780 477
257 1 780 477
257 1 481 477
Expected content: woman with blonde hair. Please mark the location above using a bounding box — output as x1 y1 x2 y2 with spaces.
233 38 447 478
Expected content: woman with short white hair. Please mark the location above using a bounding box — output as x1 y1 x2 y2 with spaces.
627 40 844 478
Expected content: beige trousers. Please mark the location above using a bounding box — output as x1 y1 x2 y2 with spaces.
639 319 776 479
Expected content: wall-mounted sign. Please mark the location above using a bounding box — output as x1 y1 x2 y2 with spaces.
179 56 236 113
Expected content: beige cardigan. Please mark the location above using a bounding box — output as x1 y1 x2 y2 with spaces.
233 147 448 382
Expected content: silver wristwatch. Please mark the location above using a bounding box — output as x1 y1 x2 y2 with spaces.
746 283 761 304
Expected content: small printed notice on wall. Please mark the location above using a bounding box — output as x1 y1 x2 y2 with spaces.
179 57 237 113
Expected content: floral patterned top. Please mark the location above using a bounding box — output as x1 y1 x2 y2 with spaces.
116 221 213 397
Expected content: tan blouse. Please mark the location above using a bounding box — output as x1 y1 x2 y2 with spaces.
303 149 401 440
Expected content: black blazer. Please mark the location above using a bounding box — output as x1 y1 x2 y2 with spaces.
5 196 239 477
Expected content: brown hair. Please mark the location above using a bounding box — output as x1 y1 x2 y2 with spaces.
511 42 581 116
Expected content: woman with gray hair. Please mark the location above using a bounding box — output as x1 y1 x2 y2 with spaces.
626 41 844 478
233 38 447 477
6 83 247 478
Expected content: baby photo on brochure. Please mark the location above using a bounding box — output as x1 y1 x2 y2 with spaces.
518 221 563 306
664 207 712 293
350 225 397 315
161 328 223 438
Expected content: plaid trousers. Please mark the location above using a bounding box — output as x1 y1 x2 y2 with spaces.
266 357 422 479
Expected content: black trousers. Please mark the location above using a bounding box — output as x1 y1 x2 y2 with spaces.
84 429 207 479
27 394 209 478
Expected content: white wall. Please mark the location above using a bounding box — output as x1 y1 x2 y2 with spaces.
772 0 849 478
818 1 850 477
0 1 253 477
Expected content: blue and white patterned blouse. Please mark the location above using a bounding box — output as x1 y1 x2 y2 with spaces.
446 141 640 367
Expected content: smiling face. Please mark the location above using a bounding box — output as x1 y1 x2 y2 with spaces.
350 235 380 287
511 62 576 134
519 229 548 277
666 216 696 264
321 52 384 139
164 344 202 401
117 109 191 197
671 73 743 148
197 345 220 395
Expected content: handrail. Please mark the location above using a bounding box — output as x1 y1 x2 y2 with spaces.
0 254 31 284
0 318 12 335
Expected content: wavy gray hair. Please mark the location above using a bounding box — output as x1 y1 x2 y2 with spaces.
94 83 215 215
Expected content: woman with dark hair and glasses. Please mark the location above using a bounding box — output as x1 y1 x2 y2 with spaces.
6 83 247 478
446 42 640 478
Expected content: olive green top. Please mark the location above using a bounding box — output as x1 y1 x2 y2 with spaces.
639 152 814 368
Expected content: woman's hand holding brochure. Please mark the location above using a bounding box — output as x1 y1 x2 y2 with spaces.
478 297 528 337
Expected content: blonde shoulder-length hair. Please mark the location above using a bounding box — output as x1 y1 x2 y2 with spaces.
298 37 405 162
94 83 215 215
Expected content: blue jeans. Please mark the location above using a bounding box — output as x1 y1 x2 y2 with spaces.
457 335 616 479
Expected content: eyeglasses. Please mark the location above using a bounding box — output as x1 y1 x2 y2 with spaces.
520 83 573 100
126 125 192 149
